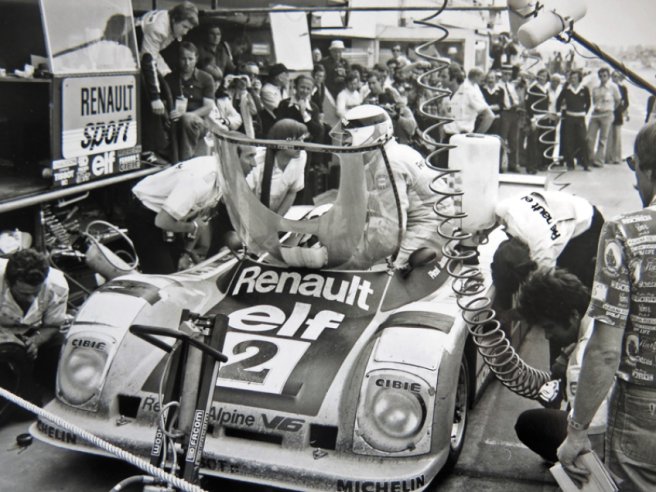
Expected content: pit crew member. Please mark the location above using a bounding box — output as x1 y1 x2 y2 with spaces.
0 249 69 399
491 190 604 364
514 269 609 464
127 155 221 274
558 122 656 492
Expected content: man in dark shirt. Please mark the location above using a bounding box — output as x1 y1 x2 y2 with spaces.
197 25 231 85
165 42 215 162
557 70 591 171
320 40 350 100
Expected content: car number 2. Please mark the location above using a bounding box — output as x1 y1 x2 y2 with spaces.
216 332 310 394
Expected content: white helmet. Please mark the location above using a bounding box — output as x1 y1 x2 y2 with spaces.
330 104 394 147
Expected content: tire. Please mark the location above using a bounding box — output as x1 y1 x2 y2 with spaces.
443 355 470 472
0 343 30 426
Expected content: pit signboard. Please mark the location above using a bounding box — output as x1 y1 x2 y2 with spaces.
54 75 140 187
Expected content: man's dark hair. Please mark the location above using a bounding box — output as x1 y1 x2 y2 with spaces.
386 58 399 69
491 236 537 310
445 62 465 85
313 63 325 74
598 67 610 77
345 71 359 84
636 121 656 177
569 70 582 82
517 268 590 327
168 3 199 27
5 249 49 287
179 41 198 56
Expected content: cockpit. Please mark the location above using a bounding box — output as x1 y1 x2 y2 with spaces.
214 133 403 271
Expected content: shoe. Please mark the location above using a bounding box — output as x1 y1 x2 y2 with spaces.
583 167 591 172
527 169 538 175
592 162 603 168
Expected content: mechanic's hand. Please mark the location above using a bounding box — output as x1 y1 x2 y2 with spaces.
195 217 210 235
24 334 40 360
557 433 592 489
151 99 166 116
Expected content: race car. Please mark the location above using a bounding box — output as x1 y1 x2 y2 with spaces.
30 129 501 492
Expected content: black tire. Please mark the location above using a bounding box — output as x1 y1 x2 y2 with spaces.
0 343 30 426
443 355 470 472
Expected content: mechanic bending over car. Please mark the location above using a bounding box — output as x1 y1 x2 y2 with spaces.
332 105 453 269
0 249 69 409
513 269 610 464
126 155 222 275
491 190 604 365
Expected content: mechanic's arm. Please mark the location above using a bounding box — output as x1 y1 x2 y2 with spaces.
276 191 297 217
192 97 214 119
24 327 61 359
475 106 495 134
557 322 622 480
155 210 209 235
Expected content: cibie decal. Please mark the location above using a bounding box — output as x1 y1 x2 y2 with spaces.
232 266 375 311
604 240 623 273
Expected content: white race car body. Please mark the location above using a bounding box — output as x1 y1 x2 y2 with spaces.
31 135 496 491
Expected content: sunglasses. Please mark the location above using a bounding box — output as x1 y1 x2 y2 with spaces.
626 154 637 171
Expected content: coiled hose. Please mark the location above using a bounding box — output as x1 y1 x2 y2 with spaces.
413 9 550 400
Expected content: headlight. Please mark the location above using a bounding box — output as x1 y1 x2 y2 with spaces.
372 389 424 439
355 370 428 453
57 331 116 411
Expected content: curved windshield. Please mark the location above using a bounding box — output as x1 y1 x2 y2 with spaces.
41 0 138 74
214 135 402 271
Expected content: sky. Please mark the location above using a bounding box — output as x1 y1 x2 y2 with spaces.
552 0 656 48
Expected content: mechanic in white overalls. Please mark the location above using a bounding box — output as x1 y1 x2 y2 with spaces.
331 105 452 268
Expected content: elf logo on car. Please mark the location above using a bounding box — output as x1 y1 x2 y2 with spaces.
233 266 374 311
262 414 305 432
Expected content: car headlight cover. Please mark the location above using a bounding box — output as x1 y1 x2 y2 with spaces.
372 389 424 439
355 369 429 453
57 331 116 411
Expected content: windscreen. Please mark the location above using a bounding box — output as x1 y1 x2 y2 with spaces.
41 0 138 74
214 134 402 271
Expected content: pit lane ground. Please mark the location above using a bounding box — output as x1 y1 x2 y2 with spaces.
0 78 649 491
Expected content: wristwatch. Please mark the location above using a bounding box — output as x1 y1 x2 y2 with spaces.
567 411 590 431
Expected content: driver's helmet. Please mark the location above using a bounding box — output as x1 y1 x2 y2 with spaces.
330 104 394 147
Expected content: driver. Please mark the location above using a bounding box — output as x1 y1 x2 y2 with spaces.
332 105 451 268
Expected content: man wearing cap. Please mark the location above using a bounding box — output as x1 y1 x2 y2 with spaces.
321 40 350 100
499 65 521 172
261 63 290 137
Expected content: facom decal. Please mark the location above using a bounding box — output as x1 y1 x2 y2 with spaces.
232 266 374 311
262 415 305 432
186 409 207 462
337 476 425 492
36 420 77 445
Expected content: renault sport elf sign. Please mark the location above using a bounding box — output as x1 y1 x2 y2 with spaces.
62 75 137 159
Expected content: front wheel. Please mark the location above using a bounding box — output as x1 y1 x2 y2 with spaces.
0 343 30 426
443 355 470 472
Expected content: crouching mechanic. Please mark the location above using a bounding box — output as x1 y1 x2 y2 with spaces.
0 249 69 406
332 105 451 268
513 269 610 464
